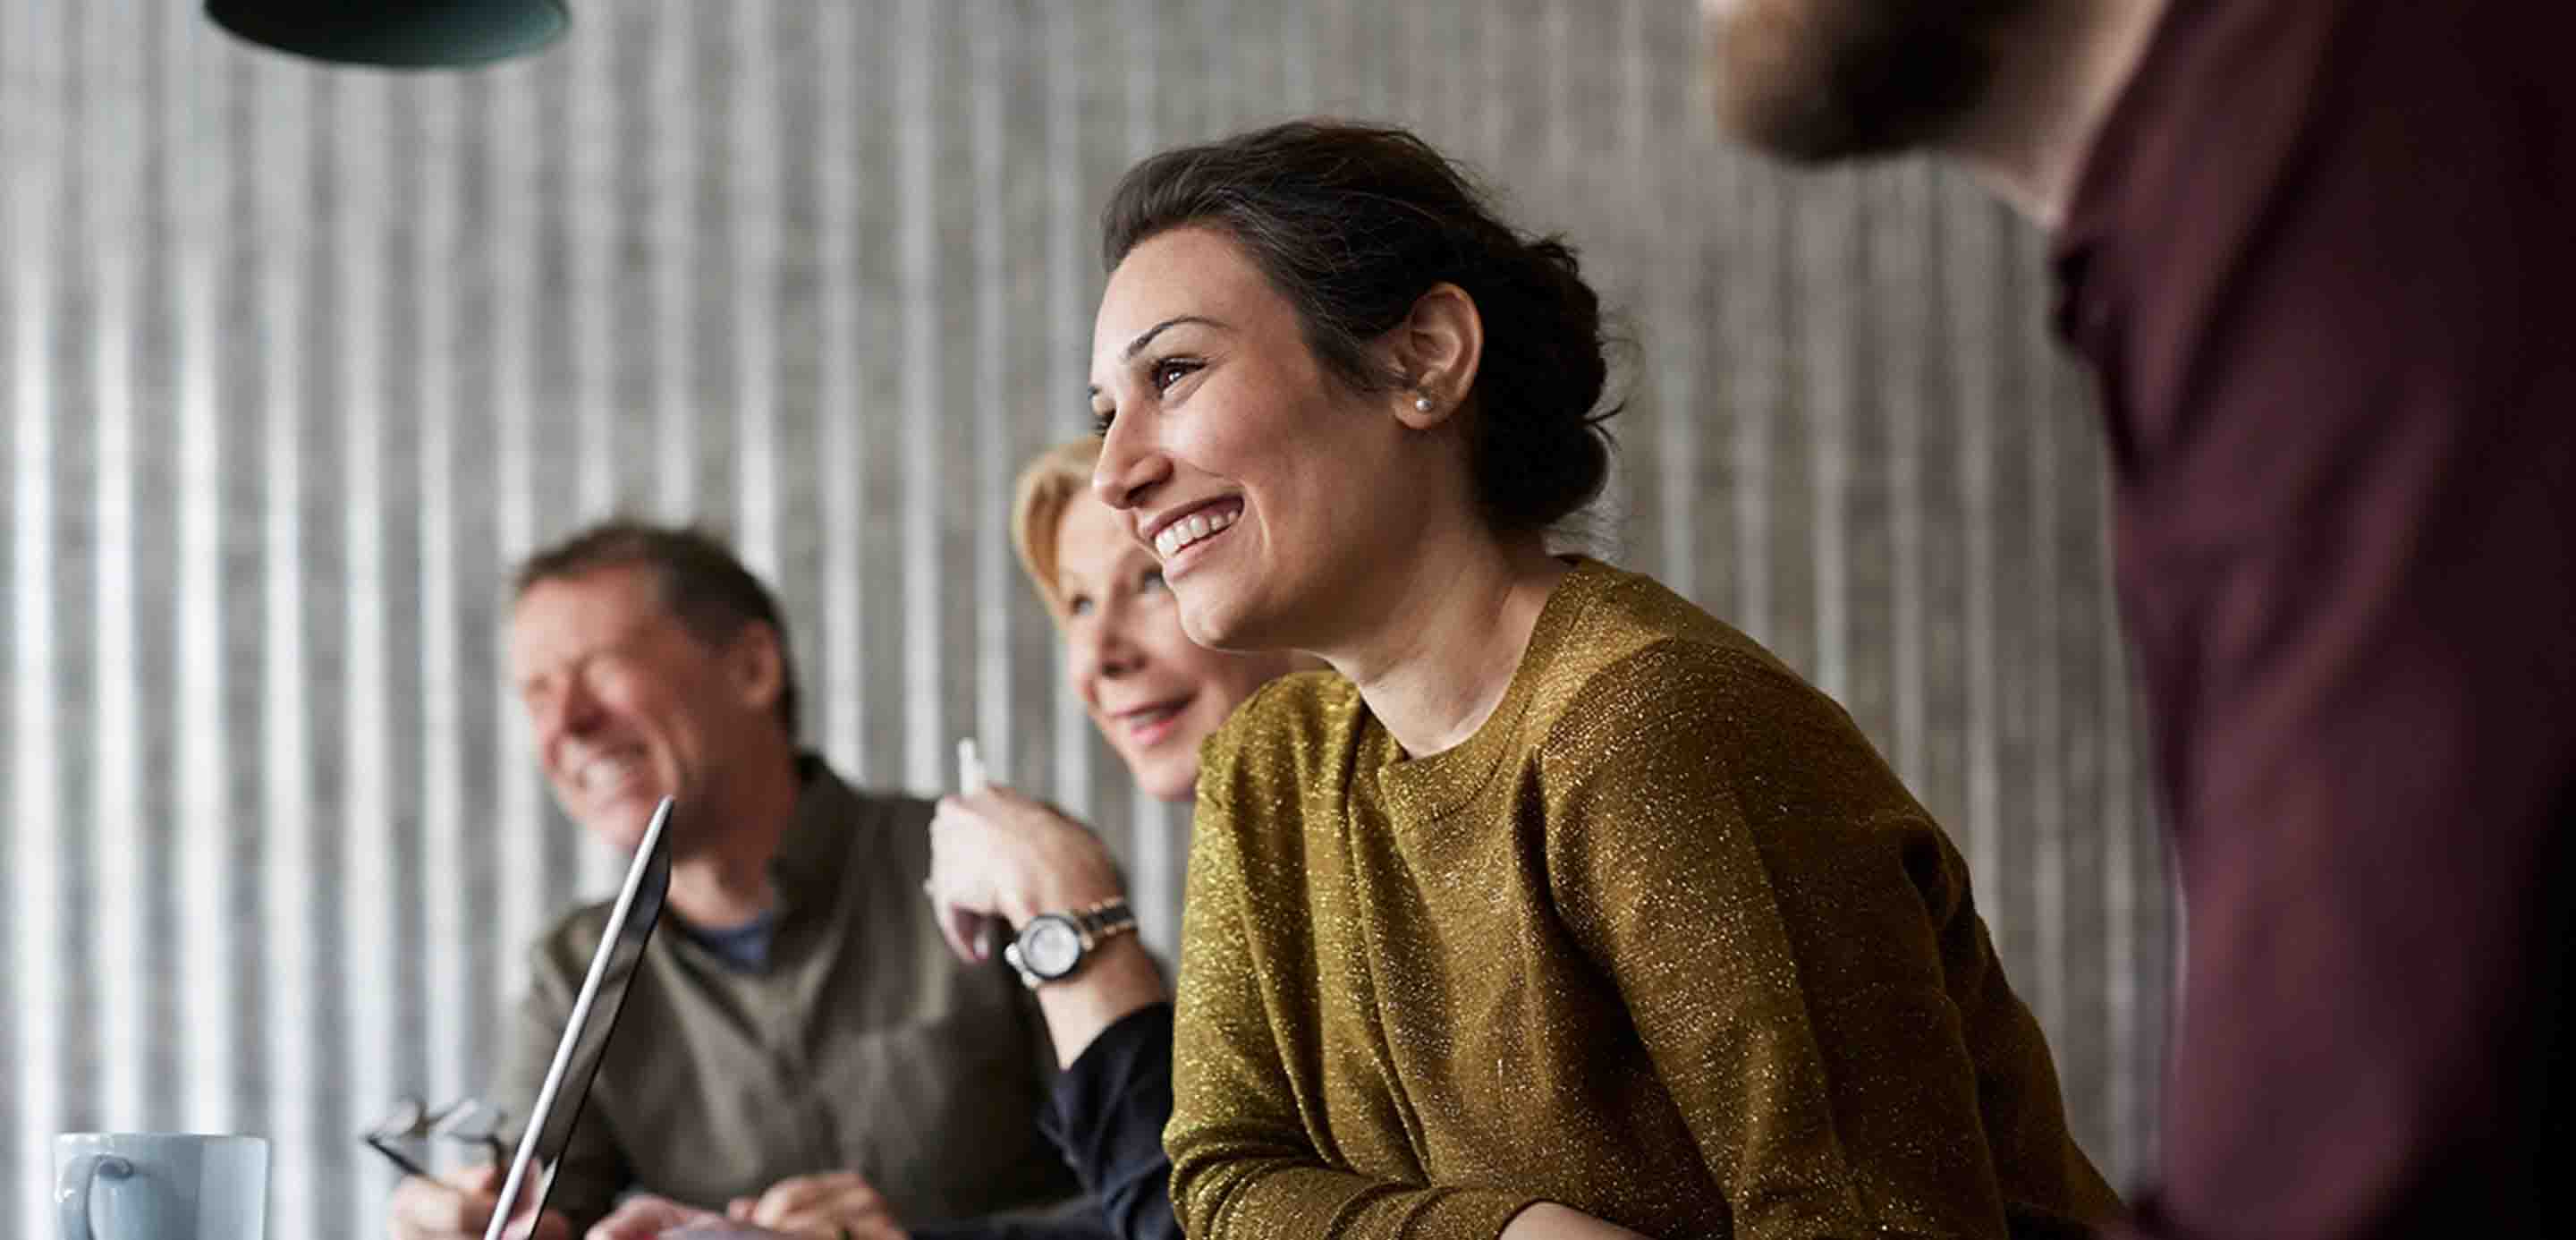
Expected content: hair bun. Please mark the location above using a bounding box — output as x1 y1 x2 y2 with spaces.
1103 119 1621 534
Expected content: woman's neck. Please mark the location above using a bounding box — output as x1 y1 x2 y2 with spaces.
1326 532 1570 760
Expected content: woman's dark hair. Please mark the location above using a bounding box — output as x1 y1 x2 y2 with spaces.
1101 119 1617 532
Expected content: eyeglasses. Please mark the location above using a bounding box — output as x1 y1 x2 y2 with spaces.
361 1096 512 1178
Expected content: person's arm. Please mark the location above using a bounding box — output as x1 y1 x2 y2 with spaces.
1162 777 1544 1240
923 787 1174 1240
1541 645 2027 1240
1035 1002 1176 1240
926 788 1168 1067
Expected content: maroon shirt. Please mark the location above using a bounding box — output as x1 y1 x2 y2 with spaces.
2055 1 2575 1236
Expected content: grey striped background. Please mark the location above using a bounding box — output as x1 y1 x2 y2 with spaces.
0 3 2171 1236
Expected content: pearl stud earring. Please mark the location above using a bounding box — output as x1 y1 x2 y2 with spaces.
1414 395 1434 412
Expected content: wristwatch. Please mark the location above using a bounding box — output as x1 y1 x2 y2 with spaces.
1003 897 1138 989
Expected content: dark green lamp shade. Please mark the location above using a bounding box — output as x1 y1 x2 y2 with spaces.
207 0 569 68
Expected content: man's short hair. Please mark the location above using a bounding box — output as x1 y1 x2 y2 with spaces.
513 520 801 743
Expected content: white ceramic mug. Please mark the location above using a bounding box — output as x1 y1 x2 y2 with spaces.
55 1133 267 1240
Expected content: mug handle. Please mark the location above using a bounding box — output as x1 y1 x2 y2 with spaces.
55 1154 133 1240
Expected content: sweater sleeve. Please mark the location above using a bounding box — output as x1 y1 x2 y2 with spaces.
1164 761 1540 1240
1540 643 2019 1240
1035 1002 1181 1240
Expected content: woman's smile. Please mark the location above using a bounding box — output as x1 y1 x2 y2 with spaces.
1146 497 1245 577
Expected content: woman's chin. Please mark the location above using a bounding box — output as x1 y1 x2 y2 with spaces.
1175 598 1239 650
1140 770 1197 803
1131 752 1200 803
1177 587 1274 654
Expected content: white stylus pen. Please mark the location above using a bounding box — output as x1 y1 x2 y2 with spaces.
953 737 994 957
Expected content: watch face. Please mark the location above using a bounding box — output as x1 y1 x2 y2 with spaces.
1019 916 1082 978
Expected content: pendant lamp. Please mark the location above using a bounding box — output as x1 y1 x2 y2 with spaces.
207 0 568 68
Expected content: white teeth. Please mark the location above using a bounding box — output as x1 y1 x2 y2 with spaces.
1126 702 1182 729
1155 506 1238 560
578 753 639 794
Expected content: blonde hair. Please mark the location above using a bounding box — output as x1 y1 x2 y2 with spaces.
1011 437 1103 618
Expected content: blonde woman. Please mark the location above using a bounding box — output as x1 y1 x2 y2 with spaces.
920 439 1301 1240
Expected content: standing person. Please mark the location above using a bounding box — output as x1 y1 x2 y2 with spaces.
1700 2 2575 1235
386 521 1077 1240
1092 120 2118 1240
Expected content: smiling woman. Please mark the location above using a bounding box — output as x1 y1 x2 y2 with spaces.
1090 121 2122 1240
1010 437 1296 802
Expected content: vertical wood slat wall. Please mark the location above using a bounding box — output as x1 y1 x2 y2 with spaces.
0 3 2170 1236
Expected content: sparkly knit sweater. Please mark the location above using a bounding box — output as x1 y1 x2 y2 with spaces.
1167 558 2120 1240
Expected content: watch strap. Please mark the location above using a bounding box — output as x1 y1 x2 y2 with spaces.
1071 897 1138 949
1007 897 1136 989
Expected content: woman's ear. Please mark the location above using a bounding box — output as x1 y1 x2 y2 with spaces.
1389 282 1484 429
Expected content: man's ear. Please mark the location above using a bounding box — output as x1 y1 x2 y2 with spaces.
724 622 788 718
1387 282 1485 430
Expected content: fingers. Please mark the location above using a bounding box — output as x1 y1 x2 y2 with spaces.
934 786 1071 833
486 1163 572 1240
657 1224 798 1240
763 1209 894 1240
748 1172 895 1238
586 1193 714 1240
928 791 1121 925
925 802 1004 955
447 1164 506 1195
936 905 995 964
389 1171 496 1238
496 1210 573 1240
750 1173 841 1220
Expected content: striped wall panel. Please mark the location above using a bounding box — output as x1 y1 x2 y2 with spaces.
0 3 2172 1236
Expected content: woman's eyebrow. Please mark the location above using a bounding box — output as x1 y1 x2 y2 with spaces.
1089 315 1229 401
1120 314 1228 362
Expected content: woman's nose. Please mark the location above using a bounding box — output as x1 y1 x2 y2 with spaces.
1091 417 1169 513
1076 612 1148 683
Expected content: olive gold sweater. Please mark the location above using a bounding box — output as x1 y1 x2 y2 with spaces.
1168 558 2118 1239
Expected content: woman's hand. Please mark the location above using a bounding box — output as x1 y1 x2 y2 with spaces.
928 784 1167 1065
1497 1202 1653 1240
925 786 1126 963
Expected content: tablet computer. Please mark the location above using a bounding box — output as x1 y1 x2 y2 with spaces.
484 795 676 1240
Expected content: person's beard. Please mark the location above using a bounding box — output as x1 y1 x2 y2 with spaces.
1702 0 2031 163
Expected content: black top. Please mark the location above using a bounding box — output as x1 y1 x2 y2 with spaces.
917 1003 1177 1240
